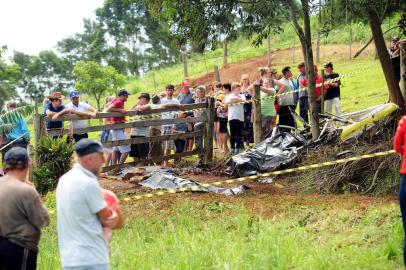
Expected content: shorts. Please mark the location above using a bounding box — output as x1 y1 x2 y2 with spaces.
130 135 149 159
218 118 228 134
63 264 109 270
162 126 175 151
110 129 130 154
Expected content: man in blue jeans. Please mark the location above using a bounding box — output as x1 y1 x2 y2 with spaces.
297 62 309 123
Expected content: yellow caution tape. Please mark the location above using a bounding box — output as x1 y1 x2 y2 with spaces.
121 149 396 202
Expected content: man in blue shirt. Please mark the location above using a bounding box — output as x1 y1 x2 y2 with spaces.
44 92 65 139
0 101 30 158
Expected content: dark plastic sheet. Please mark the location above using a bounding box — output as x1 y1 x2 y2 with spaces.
228 132 306 177
140 169 249 196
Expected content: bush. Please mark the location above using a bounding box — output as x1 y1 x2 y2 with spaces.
33 137 73 195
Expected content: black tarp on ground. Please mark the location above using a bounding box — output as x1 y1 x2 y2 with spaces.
140 169 250 195
228 132 306 177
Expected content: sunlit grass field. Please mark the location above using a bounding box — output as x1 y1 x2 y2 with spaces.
38 193 403 269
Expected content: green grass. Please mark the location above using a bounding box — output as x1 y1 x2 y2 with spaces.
38 194 403 269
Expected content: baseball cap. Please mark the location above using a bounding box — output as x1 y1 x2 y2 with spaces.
3 147 29 170
181 81 190 87
151 94 160 104
118 89 130 96
138 93 150 100
323 62 333 69
69 90 80 99
74 139 112 157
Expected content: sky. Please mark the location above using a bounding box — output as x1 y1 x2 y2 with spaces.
0 0 104 56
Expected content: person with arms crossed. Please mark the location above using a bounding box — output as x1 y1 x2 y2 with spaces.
57 139 123 270
0 147 50 270
44 91 66 139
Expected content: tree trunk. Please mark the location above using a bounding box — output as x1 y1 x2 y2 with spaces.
267 36 272 67
285 0 320 140
302 0 320 140
367 8 405 112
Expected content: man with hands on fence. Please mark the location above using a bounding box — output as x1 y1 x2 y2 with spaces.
106 89 131 165
57 139 124 270
52 90 98 143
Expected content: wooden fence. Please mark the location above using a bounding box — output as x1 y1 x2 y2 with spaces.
33 98 215 171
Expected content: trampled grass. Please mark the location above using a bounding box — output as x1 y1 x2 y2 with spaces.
38 195 403 269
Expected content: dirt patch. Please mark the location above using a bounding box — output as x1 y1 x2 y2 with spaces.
188 43 376 90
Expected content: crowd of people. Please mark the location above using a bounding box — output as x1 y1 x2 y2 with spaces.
0 61 342 165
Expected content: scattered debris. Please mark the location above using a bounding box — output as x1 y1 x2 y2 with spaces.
140 169 250 196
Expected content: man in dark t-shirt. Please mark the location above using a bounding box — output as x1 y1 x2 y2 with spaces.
44 92 66 139
323 62 341 116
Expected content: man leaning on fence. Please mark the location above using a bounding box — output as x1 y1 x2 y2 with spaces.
0 147 50 270
106 89 131 165
52 90 98 143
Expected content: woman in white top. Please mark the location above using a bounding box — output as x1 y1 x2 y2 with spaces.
224 82 246 154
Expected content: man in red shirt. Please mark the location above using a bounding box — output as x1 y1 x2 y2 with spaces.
300 65 329 114
106 89 131 165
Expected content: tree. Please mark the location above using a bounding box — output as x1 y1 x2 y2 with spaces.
13 50 73 104
322 0 406 112
146 0 322 139
0 47 20 111
73 61 126 110
96 0 179 74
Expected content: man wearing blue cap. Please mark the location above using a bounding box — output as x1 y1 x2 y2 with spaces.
0 147 50 270
53 90 98 143
57 139 122 270
106 89 131 165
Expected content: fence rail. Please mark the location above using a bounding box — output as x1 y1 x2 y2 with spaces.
34 99 215 170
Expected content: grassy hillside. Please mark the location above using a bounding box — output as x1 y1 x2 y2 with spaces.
124 12 402 96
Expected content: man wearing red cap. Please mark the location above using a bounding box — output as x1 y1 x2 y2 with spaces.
177 81 195 152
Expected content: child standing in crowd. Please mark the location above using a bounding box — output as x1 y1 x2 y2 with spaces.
216 84 229 153
224 83 245 154
240 74 253 147
173 112 192 154
212 82 223 150
259 78 277 136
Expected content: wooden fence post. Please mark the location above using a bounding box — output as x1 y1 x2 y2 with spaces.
321 69 325 114
183 52 189 78
204 97 215 163
223 39 228 66
213 65 221 82
400 42 406 102
253 84 263 144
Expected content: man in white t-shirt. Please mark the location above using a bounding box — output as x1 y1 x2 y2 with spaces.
224 82 246 154
160 84 180 166
53 90 97 143
57 139 122 270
